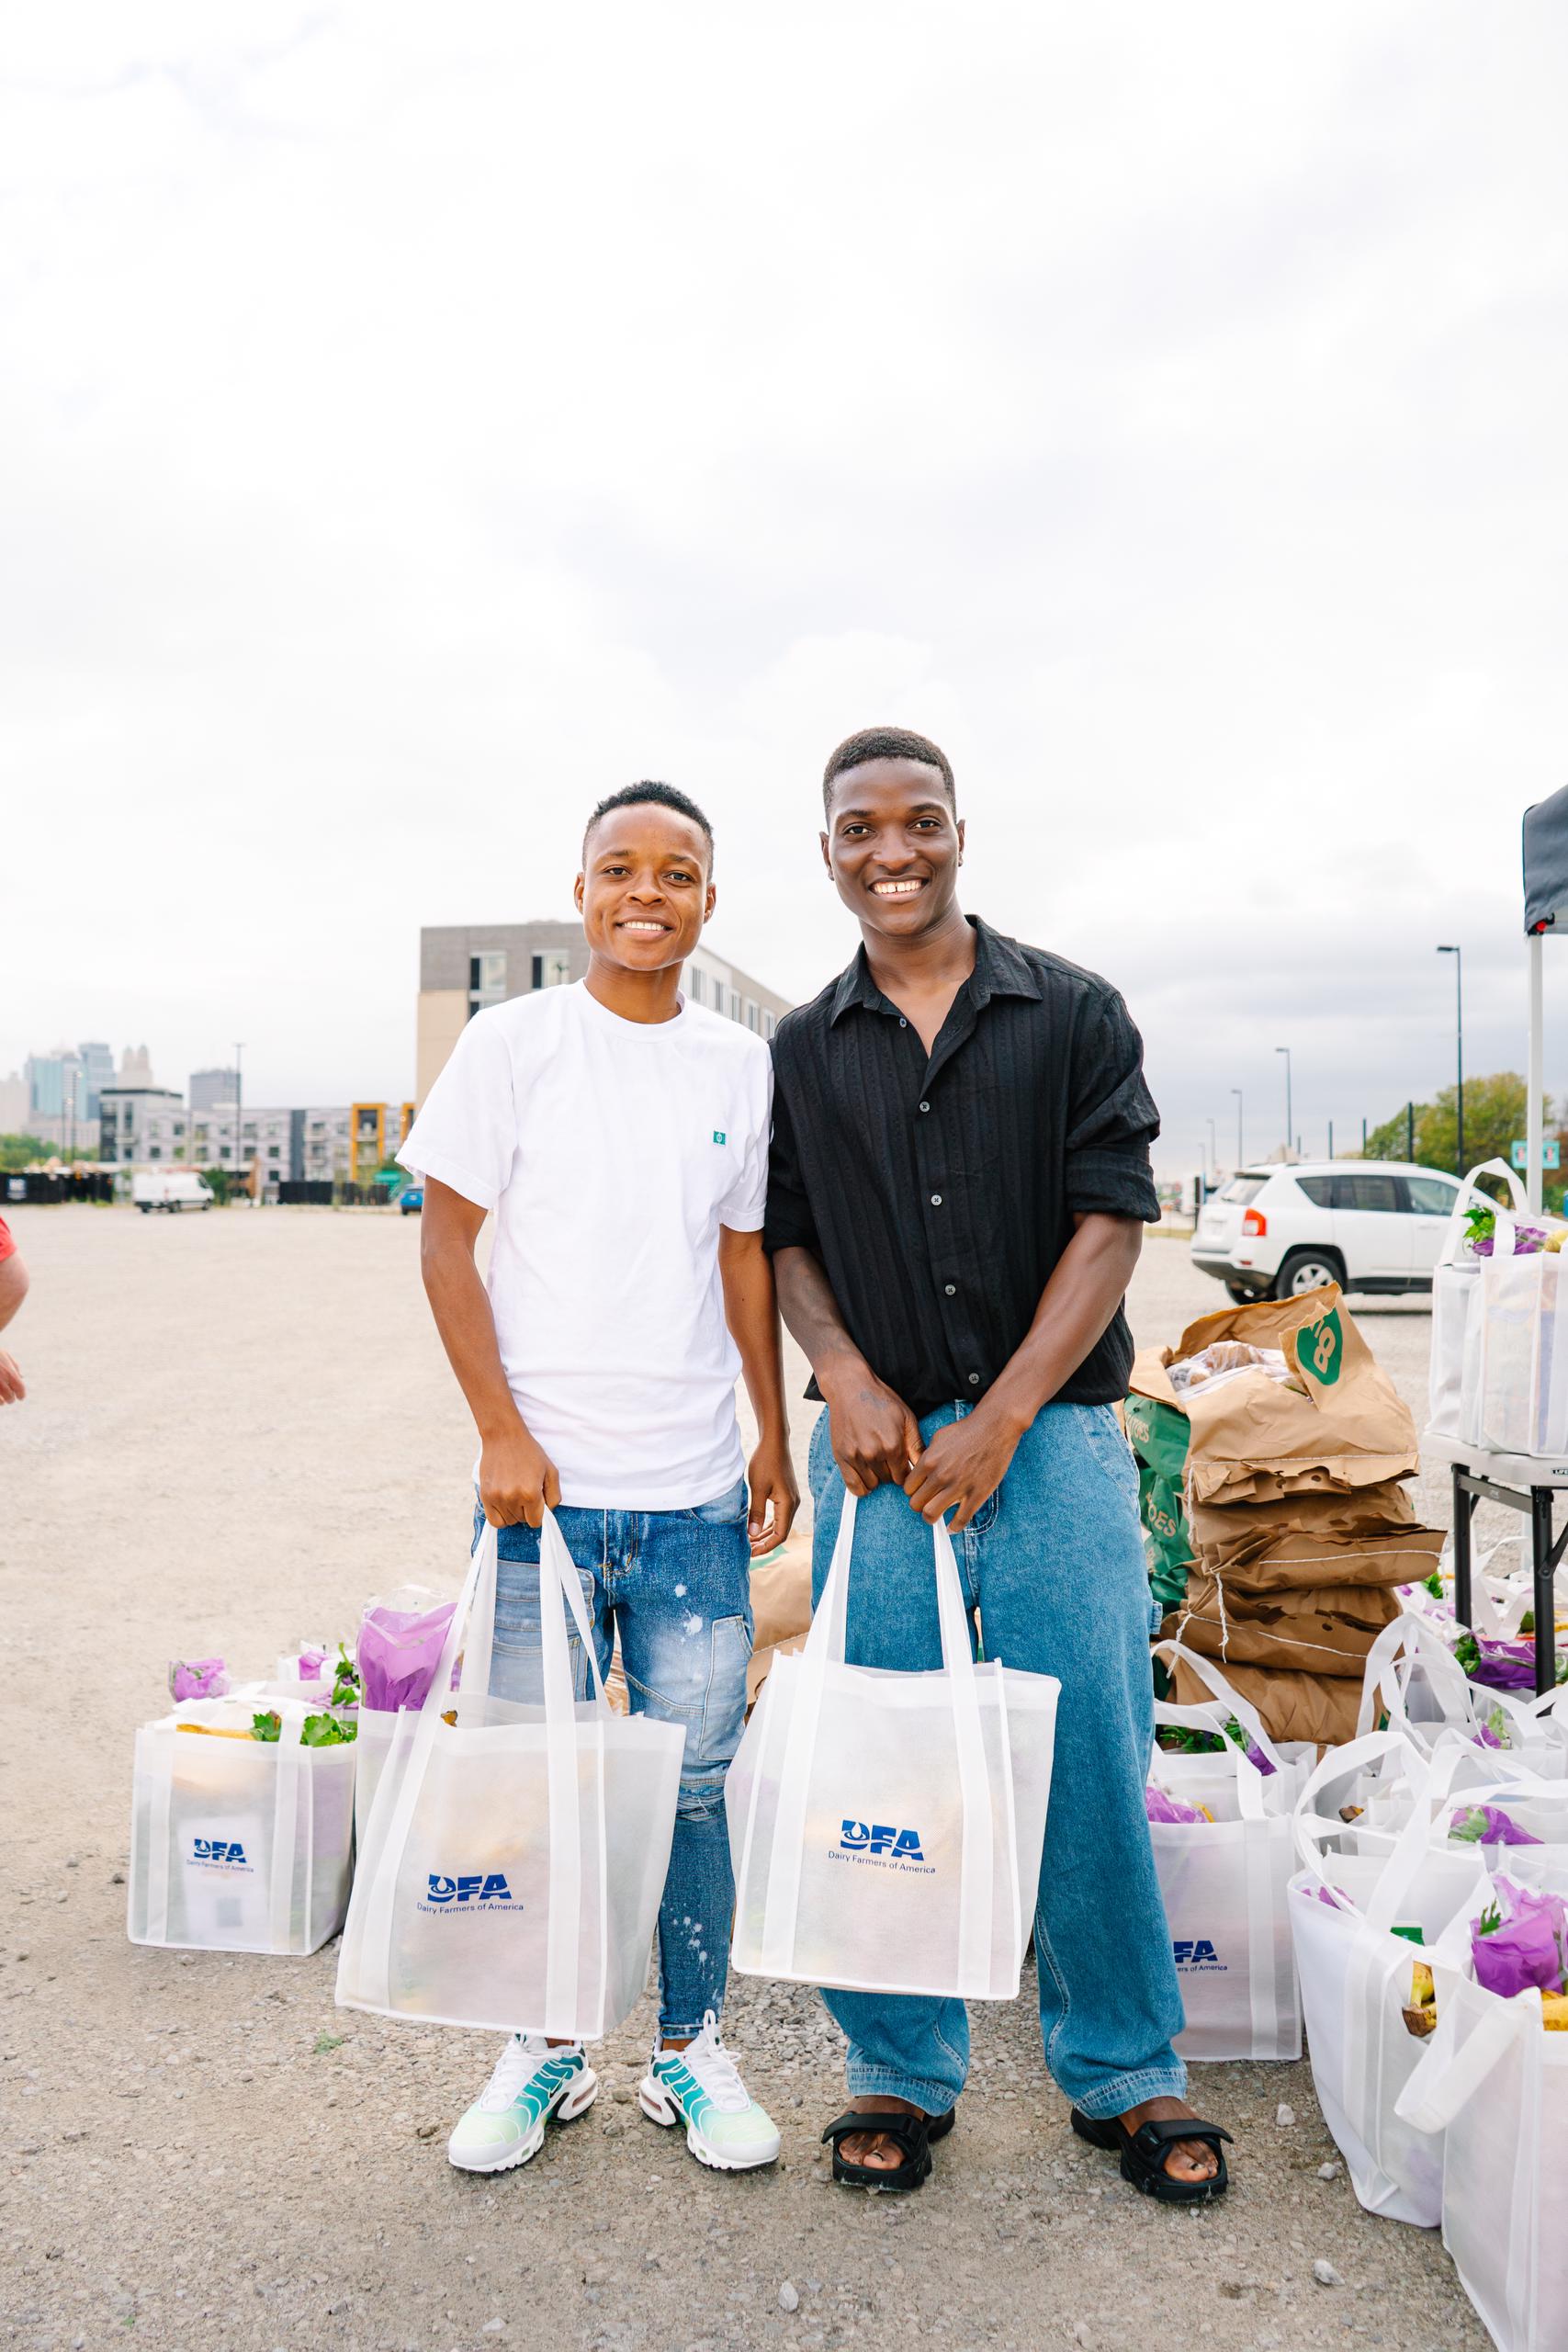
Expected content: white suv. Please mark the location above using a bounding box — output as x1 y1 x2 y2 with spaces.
1190 1160 1464 1303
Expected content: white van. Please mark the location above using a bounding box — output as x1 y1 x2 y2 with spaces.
132 1170 214 1215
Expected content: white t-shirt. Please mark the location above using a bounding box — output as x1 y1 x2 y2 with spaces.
398 982 772 1509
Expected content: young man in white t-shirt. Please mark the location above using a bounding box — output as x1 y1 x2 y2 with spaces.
399 781 798 2179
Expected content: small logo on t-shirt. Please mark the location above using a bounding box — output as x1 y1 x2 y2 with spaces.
712 1130 727 1146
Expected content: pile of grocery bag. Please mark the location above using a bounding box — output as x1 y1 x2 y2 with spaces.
127 1535 822 2000
1290 1696 1568 2352
1131 1283 1445 1747
129 1497 1063 2055
128 1589 457 1958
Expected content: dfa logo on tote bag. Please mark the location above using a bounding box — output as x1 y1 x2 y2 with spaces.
420 1871 518 1913
832 1820 932 1873
191 1837 252 1871
1173 1937 1225 1973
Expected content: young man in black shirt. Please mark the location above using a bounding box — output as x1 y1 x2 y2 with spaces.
765 727 1231 2200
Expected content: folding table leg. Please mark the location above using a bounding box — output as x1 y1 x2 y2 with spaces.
1532 1486 1557 1698
1452 1462 1473 1631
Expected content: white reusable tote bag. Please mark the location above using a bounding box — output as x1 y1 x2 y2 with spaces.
1396 1889 1568 2352
1146 1641 1311 2061
336 1514 683 2040
727 1492 1059 2000
128 1695 355 1956
1428 1158 1529 1444
1464 1195 1568 1458
1291 1732 1484 2225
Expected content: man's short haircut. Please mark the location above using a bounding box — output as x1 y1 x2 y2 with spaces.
582 780 715 870
821 726 956 816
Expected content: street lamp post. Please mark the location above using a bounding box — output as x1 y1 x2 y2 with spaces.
1206 1117 1218 1178
1276 1046 1292 1160
234 1043 245 1204
1231 1088 1244 1168
1437 945 1463 1174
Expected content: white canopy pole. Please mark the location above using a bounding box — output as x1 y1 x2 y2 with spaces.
1528 932 1545 1216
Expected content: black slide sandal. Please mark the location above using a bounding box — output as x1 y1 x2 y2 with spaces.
822 2104 956 2192
1069 2107 1233 2203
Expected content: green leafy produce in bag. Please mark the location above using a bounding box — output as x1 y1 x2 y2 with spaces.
250 1709 355 1746
301 1712 355 1747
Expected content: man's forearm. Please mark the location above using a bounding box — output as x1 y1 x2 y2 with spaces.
773 1243 919 1494
718 1227 789 1438
772 1244 874 1403
982 1213 1143 1434
419 1227 527 1442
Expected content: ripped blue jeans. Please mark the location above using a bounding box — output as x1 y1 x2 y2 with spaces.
474 1479 752 2041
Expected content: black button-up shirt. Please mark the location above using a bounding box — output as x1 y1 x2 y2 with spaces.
764 916 1160 1415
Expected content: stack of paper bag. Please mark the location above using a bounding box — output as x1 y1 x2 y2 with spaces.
1133 1285 1440 1746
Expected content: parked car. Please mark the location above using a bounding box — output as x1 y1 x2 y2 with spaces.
398 1183 423 1216
1190 1160 1465 1302
132 1170 215 1216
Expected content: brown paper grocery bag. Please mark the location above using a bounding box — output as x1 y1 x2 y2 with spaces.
1190 1518 1446 1595
1188 1477 1419 1560
1169 1653 1364 1748
746 1533 814 1709
1128 1286 1417 1506
1162 1577 1402 1676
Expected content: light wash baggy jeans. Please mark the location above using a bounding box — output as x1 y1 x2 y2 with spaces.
808 1398 1187 2120
473 1479 752 2041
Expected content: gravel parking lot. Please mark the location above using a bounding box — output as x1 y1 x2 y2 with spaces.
1 1206 1489 2352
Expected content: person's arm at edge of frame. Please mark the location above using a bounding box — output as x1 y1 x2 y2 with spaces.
718 1226 800 1554
418 1175 559 1529
901 1211 1143 1530
0 1249 27 1404
773 1243 923 1498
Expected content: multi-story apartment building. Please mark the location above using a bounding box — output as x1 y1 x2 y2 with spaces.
96 1097 399 1197
98 1084 186 1167
415 921 791 1104
348 1102 415 1186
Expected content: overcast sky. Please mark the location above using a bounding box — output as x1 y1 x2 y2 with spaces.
6 4 1568 1176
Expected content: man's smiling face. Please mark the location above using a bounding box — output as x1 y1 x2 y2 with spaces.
821 756 964 940
576 803 715 974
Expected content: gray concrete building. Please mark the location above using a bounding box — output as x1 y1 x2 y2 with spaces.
416 921 792 1104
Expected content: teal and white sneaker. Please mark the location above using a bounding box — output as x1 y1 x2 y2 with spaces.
638 2011 781 2172
446 2034 598 2173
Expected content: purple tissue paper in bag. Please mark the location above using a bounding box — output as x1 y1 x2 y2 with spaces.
1472 1878 1568 2000
1450 1805 1543 1849
1145 1785 1210 1825
358 1593 457 1712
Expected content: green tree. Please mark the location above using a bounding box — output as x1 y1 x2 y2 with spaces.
0 1133 50 1170
201 1166 232 1204
1362 1073 1539 1186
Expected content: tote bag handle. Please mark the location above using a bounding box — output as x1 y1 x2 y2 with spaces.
1435 1159 1530 1271
1355 1612 1475 1741
1150 1638 1288 1822
760 1492 1000 1997
1292 1726 1427 1885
